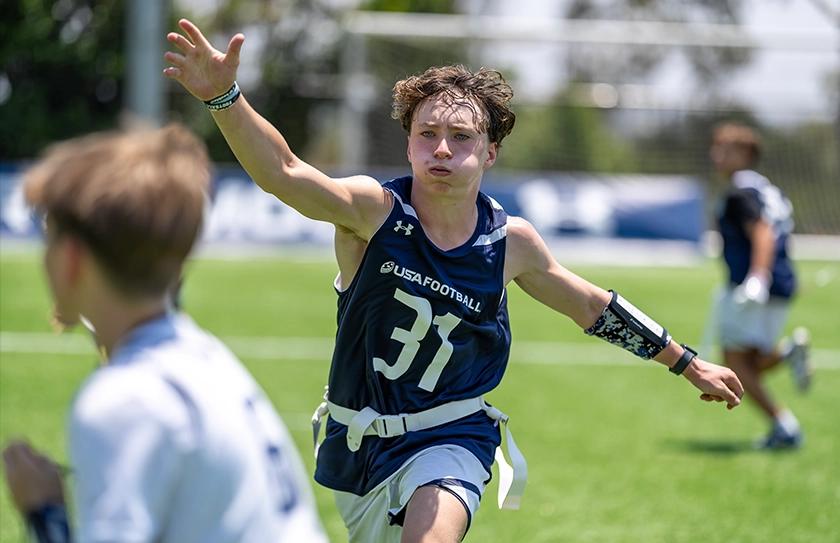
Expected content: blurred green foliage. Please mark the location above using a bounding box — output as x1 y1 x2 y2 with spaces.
364 0 456 13
2 1 837 232
1 0 125 159
565 0 753 87
177 1 349 162
499 99 639 173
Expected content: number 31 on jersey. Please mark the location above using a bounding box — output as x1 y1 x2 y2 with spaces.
373 288 462 392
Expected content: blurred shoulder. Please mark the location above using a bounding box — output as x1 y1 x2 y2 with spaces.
731 169 771 191
70 364 190 436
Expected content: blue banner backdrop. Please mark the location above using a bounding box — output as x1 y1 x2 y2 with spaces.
1 164 704 245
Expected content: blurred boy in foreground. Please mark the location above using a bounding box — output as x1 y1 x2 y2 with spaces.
2 124 327 542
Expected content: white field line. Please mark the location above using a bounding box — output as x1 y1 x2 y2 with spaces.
2 331 839 370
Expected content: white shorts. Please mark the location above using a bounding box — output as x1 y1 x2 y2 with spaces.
333 444 490 543
716 288 790 353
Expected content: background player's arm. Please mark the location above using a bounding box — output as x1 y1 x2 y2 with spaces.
505 217 743 408
745 218 775 282
732 190 774 302
163 19 390 240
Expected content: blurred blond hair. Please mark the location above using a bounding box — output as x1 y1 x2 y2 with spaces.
24 123 211 298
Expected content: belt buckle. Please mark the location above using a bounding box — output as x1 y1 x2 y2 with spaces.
375 414 407 438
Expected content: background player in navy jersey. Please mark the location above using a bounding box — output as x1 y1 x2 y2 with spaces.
165 19 743 543
2 124 327 543
710 123 811 449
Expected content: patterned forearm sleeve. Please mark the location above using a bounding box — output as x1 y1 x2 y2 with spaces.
584 291 672 359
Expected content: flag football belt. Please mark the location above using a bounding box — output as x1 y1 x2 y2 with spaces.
311 395 528 510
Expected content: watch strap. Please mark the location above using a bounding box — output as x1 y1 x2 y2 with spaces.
669 344 698 375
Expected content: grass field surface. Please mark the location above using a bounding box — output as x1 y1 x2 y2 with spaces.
1 251 838 542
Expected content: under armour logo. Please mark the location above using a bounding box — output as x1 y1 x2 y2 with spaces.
394 220 413 235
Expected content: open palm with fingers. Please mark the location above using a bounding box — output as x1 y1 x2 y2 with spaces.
164 19 244 101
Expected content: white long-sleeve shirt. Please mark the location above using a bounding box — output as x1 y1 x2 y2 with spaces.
69 312 327 543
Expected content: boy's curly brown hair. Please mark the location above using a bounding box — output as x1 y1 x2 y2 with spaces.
392 65 516 145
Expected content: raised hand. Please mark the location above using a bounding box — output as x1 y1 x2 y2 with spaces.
164 19 245 102
683 358 745 410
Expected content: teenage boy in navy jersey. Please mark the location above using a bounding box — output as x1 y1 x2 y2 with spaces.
165 19 743 542
710 122 811 450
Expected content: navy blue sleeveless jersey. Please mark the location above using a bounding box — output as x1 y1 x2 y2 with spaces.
717 170 796 299
314 176 511 496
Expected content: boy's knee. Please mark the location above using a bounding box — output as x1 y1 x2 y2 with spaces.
401 486 468 543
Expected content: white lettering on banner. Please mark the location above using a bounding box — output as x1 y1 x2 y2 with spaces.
380 261 482 313
203 181 333 244
0 183 34 236
1 170 705 244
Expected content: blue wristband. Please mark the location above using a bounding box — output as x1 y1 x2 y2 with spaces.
26 503 71 543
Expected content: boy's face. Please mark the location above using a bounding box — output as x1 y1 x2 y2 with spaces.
710 140 752 178
406 93 497 194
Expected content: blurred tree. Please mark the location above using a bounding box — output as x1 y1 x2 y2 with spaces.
498 98 638 173
564 0 752 90
170 0 464 166
4 0 836 233
165 0 349 163
359 0 465 167
760 121 840 234
0 0 125 159
365 0 456 12
481 0 758 177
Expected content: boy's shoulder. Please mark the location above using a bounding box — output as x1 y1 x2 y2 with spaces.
731 169 772 191
70 362 192 439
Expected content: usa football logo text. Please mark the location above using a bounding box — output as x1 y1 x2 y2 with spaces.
379 261 481 312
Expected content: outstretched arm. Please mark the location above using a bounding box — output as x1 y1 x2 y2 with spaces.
163 19 389 239
504 217 744 409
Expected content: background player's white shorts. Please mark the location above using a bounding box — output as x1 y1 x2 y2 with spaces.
333 444 490 543
716 288 790 353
